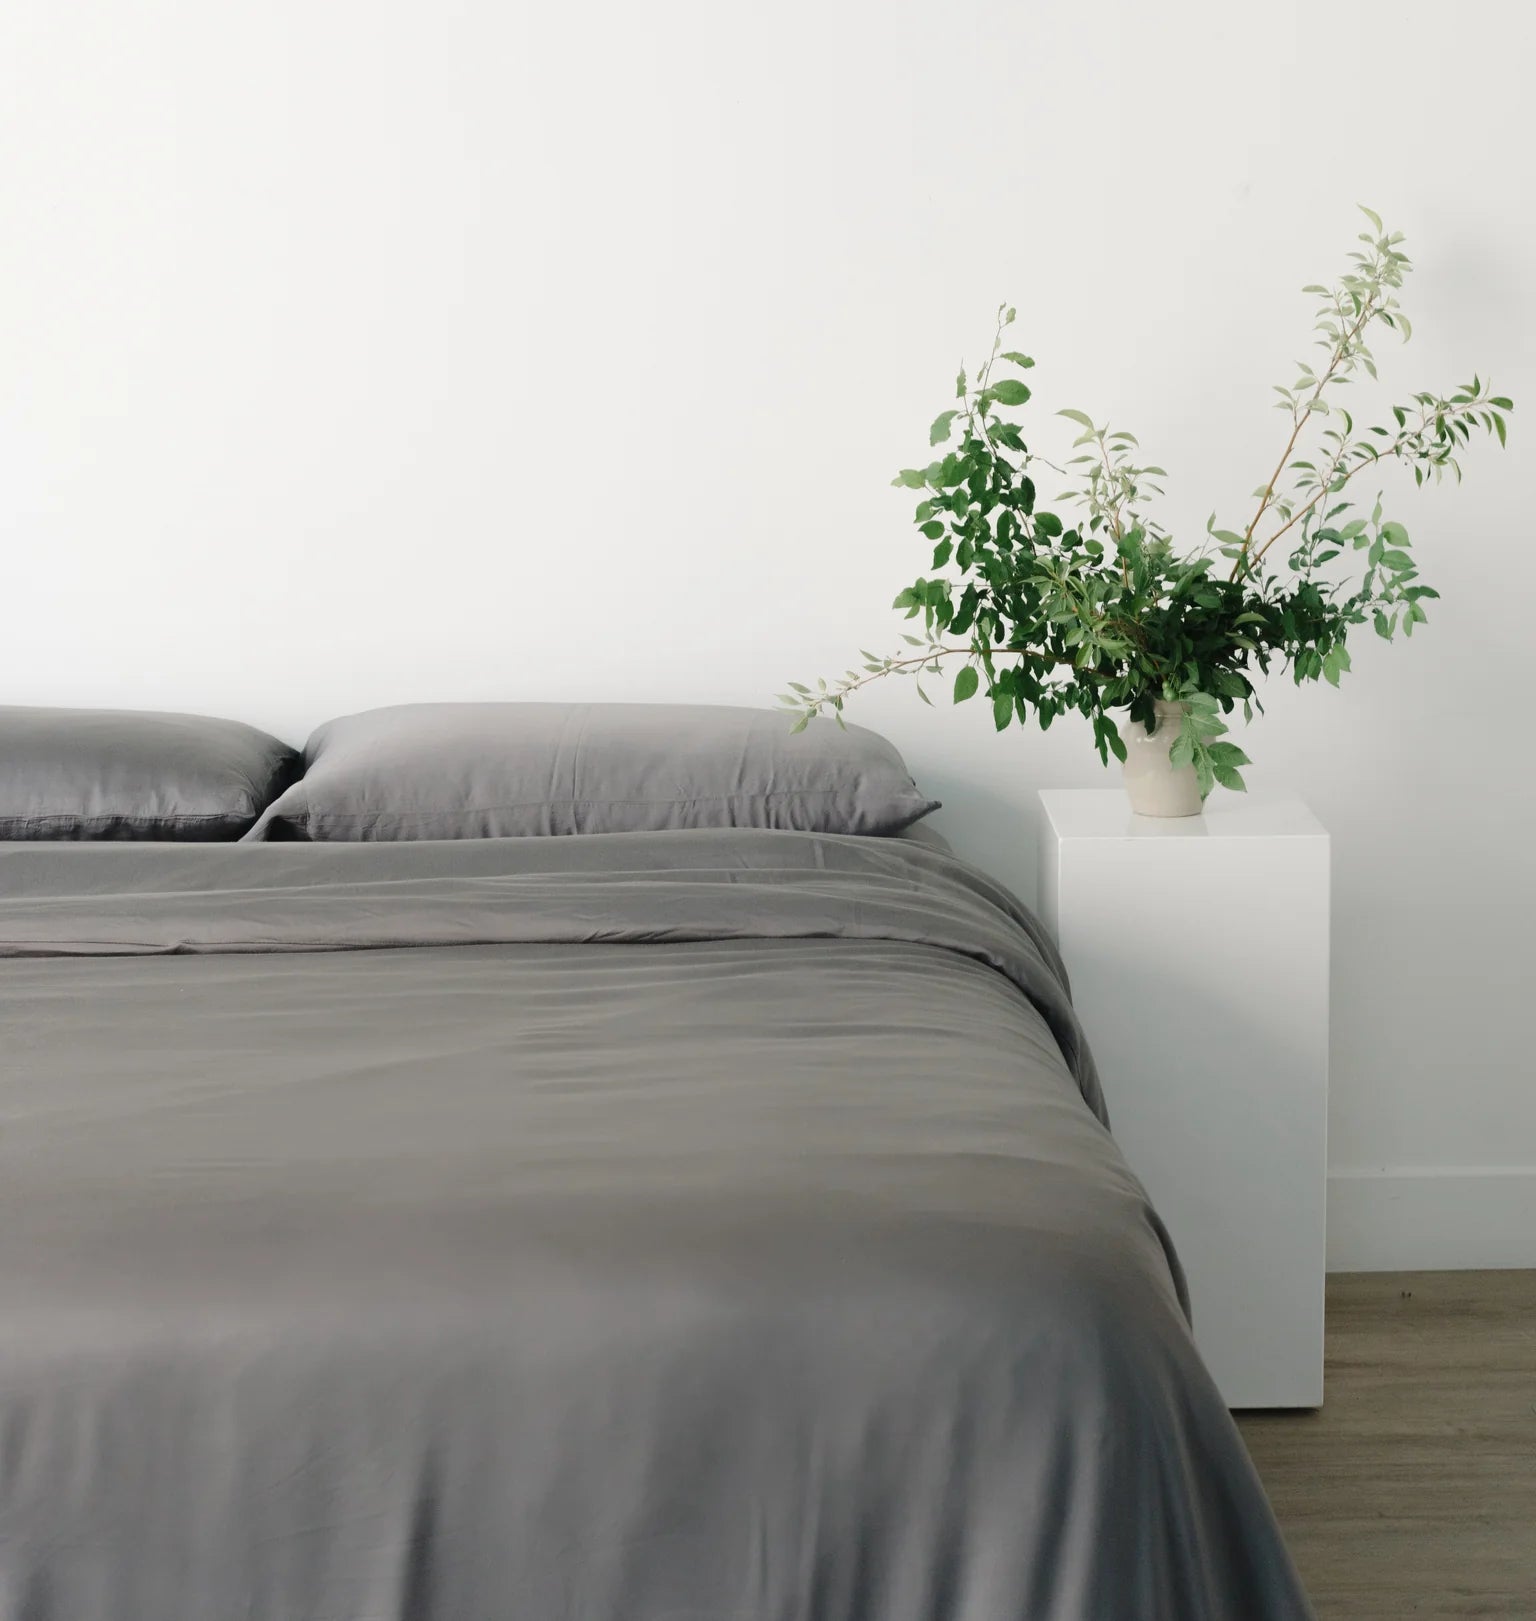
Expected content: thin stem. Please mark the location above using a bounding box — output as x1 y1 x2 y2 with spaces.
840 648 972 697
1096 437 1126 542
804 640 1089 712
1232 280 1385 581
1248 404 1438 571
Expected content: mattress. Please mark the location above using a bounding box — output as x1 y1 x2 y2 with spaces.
0 830 1312 1620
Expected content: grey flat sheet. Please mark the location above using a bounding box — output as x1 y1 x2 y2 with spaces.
0 832 1311 1620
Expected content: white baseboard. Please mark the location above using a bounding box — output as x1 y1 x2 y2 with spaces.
1327 1167 1536 1271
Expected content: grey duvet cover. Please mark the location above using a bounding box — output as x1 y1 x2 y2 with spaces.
0 831 1311 1620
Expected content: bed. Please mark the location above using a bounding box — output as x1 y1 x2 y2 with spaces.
0 824 1313 1620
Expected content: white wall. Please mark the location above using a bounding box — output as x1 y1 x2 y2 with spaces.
2 0 1532 1266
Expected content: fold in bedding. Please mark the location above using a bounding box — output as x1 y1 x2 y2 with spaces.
0 831 1312 1620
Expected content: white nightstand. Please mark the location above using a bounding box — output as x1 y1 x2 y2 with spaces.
1037 789 1329 1409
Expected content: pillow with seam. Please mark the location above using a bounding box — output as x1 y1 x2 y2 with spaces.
249 702 938 841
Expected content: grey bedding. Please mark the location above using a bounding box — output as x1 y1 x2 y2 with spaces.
247 703 938 841
0 705 298 840
0 831 1311 1620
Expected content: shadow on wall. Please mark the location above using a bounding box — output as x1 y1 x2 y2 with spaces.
916 769 1049 910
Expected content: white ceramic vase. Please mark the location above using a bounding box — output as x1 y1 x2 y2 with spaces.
1121 699 1203 818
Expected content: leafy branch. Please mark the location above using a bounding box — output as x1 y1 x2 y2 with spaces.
1225 208 1509 583
783 211 1511 799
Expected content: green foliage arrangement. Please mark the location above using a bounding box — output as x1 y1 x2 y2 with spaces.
782 209 1512 796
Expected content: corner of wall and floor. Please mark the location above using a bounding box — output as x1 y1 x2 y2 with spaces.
1327 1167 1536 1272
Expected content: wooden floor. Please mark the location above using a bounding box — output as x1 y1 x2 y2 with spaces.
1237 1271 1536 1619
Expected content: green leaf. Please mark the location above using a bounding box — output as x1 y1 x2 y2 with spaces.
929 410 959 446
1057 408 1095 429
1322 644 1352 687
892 468 928 489
991 379 1031 407
919 519 944 540
1358 203 1384 235
953 666 979 704
955 367 966 398
992 691 1013 731
1211 758 1247 793
1000 352 1035 368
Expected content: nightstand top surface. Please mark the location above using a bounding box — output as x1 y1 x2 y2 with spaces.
1038 788 1325 841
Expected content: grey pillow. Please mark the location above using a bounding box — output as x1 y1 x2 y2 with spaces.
248 702 938 841
0 706 300 841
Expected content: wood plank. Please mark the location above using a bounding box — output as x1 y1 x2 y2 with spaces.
1236 1270 1536 1619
